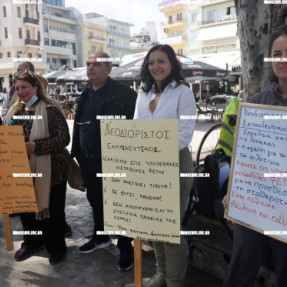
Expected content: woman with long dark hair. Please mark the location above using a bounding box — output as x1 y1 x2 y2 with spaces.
134 44 196 287
3 70 70 265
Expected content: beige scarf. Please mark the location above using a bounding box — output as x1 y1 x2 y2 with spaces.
4 101 51 219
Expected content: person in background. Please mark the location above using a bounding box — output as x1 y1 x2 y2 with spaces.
1 62 35 121
3 70 70 265
217 97 241 157
71 52 136 271
134 44 196 287
194 91 200 102
222 26 287 287
238 90 244 100
0 89 5 106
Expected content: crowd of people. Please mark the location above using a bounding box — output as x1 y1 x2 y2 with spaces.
0 25 287 287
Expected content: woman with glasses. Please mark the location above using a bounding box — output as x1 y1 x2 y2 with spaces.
3 69 70 265
134 44 196 287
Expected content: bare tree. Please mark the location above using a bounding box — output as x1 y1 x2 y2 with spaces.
235 1 287 99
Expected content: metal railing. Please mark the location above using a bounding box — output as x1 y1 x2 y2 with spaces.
201 14 237 25
25 39 40 46
88 35 106 41
23 17 39 25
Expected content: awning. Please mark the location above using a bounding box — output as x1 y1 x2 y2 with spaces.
186 76 218 83
110 54 227 81
56 67 88 82
193 52 241 70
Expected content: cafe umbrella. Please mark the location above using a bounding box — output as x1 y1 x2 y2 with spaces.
56 67 88 82
110 54 227 89
42 65 72 83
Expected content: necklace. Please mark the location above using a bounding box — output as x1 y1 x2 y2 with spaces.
149 93 161 113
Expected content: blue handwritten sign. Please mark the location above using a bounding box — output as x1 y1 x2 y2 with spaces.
226 103 287 243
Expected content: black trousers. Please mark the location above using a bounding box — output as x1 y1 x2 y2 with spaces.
79 156 133 250
79 157 108 242
20 182 67 254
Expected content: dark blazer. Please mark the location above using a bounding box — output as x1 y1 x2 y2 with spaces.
71 77 137 159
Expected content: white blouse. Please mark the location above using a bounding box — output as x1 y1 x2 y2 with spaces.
134 81 196 150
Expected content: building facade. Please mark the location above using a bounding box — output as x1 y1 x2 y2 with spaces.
130 21 158 54
81 13 132 65
107 18 131 62
42 0 65 7
43 2 79 70
159 0 240 71
159 0 188 55
196 0 240 70
0 0 46 91
187 0 202 56
82 13 107 65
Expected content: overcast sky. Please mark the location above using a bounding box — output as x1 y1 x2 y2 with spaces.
65 0 164 36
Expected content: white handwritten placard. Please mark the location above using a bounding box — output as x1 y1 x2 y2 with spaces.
225 103 287 243
100 119 180 244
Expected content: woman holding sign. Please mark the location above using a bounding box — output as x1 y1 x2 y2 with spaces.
223 26 287 287
134 44 196 287
3 70 70 265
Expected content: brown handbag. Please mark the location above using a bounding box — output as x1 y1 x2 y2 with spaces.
57 148 85 190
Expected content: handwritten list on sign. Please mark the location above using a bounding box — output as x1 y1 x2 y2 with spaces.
0 126 38 215
226 103 287 243
101 120 180 244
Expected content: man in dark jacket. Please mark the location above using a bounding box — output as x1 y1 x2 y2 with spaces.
71 52 137 271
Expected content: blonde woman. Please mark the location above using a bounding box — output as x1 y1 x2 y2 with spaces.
4 70 70 265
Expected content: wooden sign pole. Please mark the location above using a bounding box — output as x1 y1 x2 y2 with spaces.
3 214 13 251
134 239 142 287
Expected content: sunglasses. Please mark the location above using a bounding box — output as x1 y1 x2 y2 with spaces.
14 69 36 79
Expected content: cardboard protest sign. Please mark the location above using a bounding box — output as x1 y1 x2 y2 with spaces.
0 126 38 215
101 119 180 244
225 103 287 243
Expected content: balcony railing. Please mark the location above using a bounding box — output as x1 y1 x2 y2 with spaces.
88 48 104 54
50 64 62 71
218 14 237 22
107 44 130 51
23 17 39 25
107 30 130 37
160 35 184 45
51 12 75 21
201 14 237 25
50 26 75 34
165 18 185 27
88 35 106 41
25 39 40 46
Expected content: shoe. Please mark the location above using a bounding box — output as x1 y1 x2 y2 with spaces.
79 239 112 254
49 253 65 265
14 248 34 262
64 222 72 237
144 272 166 287
118 256 133 271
